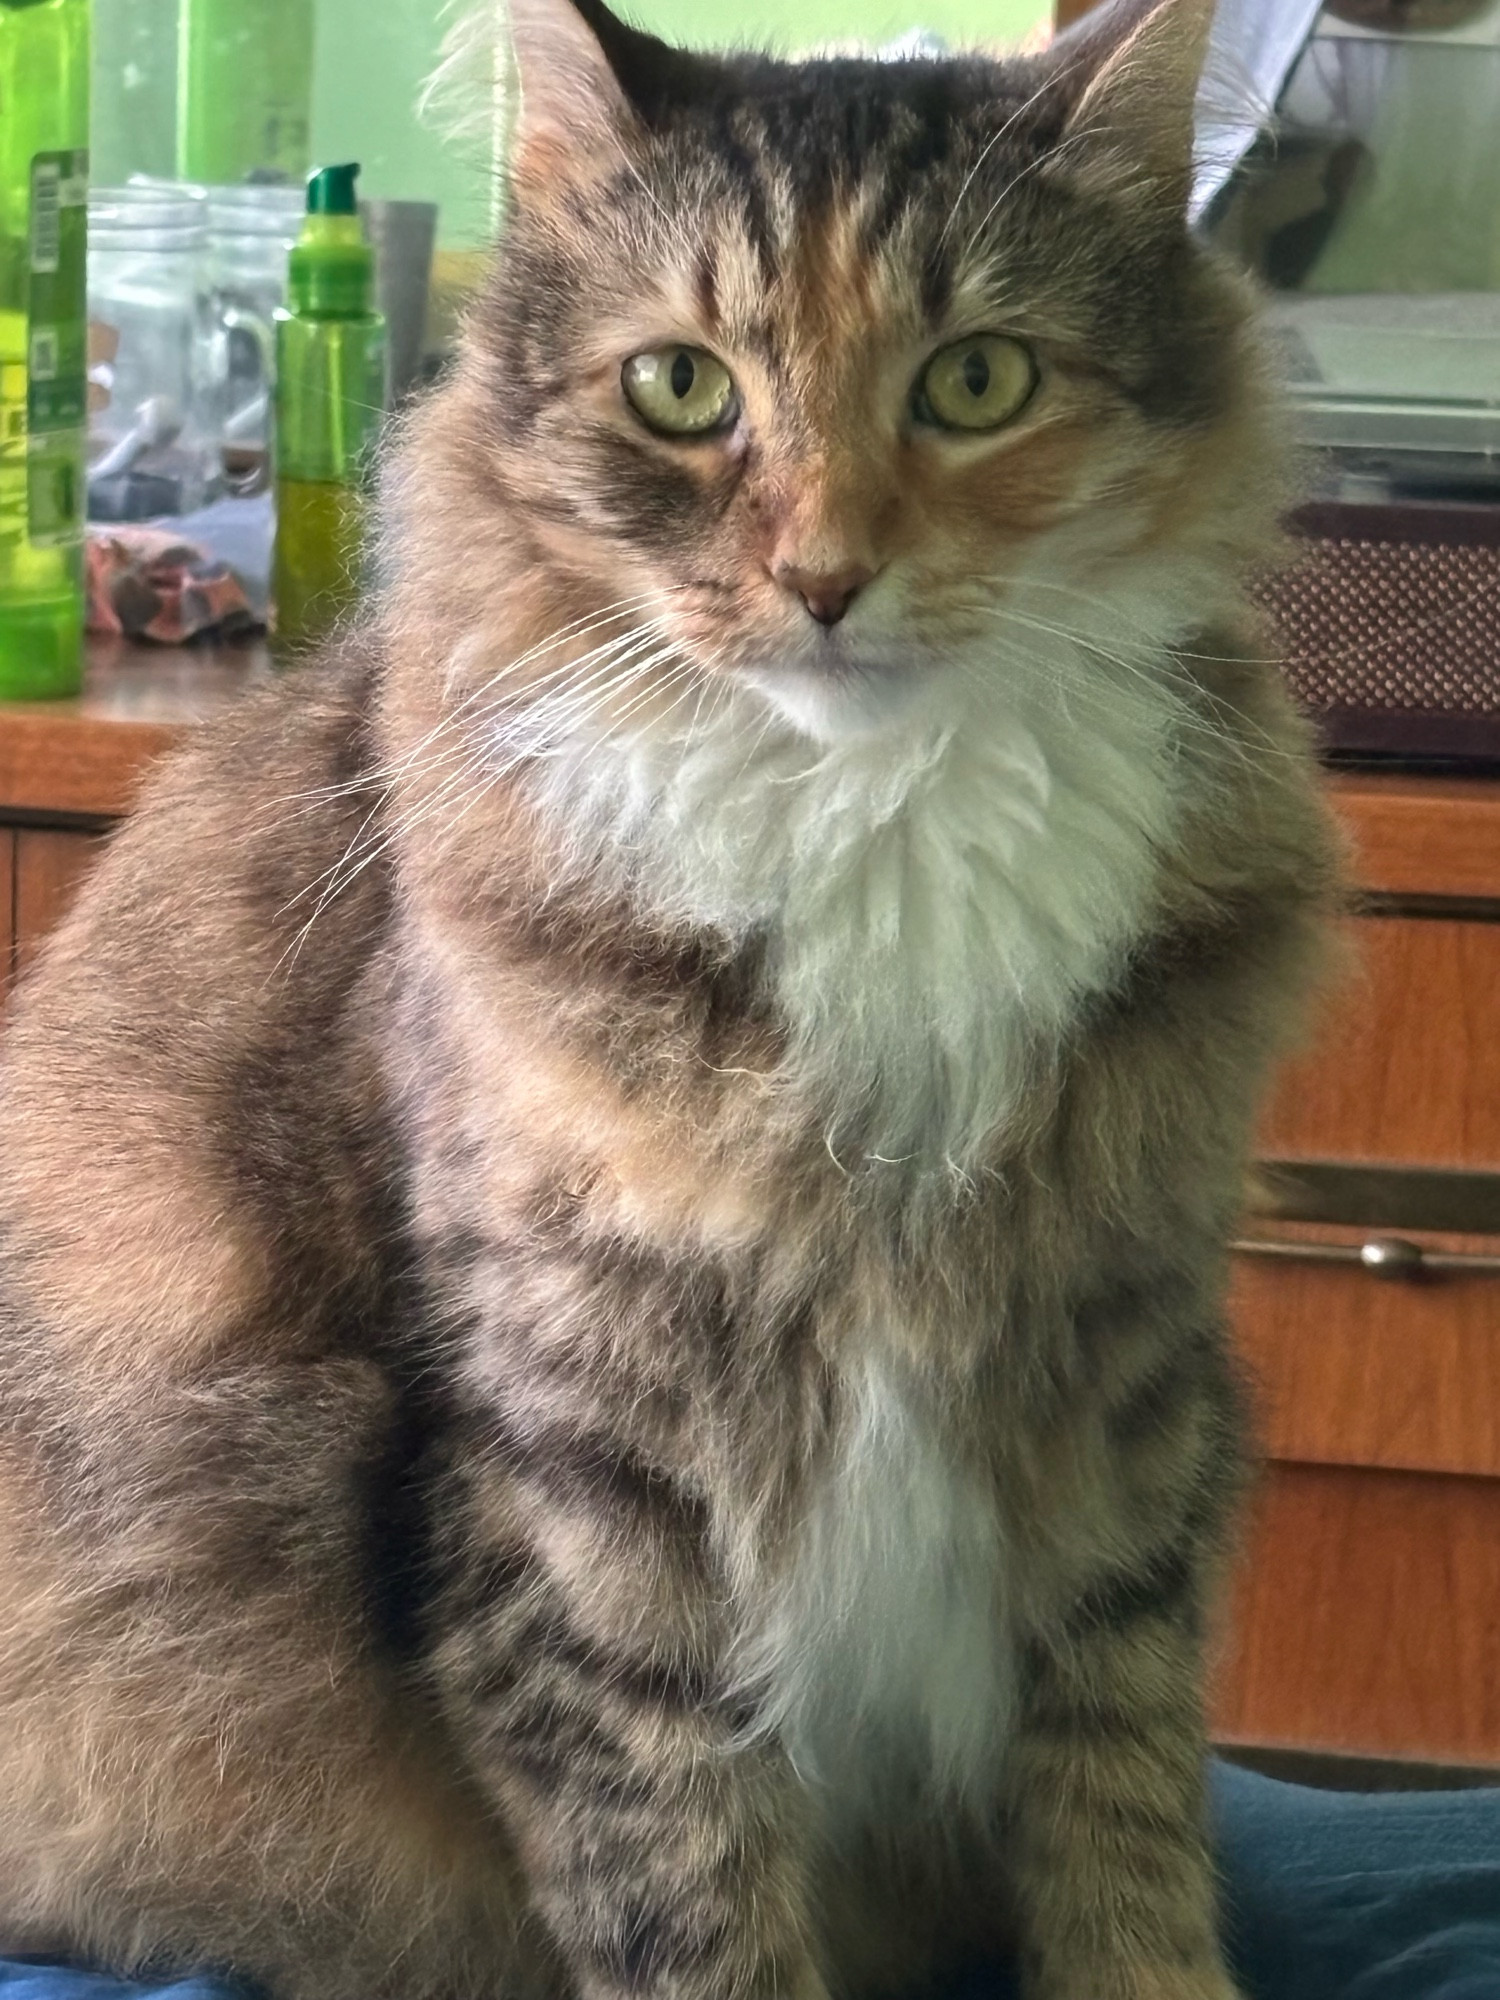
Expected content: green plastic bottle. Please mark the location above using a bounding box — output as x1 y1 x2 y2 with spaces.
176 0 313 186
0 0 89 701
272 164 387 655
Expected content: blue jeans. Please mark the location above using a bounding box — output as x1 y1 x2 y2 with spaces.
4 1762 1498 2000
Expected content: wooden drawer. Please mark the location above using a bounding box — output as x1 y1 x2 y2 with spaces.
1 825 103 1000
0 829 13 998
1330 773 1500 902
1212 1462 1500 1766
1232 1223 1500 1478
1259 913 1500 1168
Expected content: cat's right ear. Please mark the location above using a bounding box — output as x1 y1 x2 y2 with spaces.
505 0 691 193
507 0 634 187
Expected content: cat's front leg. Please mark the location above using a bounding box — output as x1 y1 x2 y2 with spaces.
1005 1601 1241 2000
427 1451 829 2000
1003 1327 1247 2000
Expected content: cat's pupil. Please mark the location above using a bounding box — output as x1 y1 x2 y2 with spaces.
671 351 696 399
962 349 990 398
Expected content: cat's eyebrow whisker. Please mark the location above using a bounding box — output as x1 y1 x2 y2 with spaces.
962 124 1092 262
609 137 675 229
936 68 1063 250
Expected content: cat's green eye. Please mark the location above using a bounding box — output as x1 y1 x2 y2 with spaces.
622 346 738 436
914 334 1036 433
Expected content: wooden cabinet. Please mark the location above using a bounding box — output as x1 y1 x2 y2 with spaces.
1214 1467 1500 1768
1234 1222 1500 1480
1042 0 1500 1772
9 828 103 988
2 826 102 1000
1260 915 1500 1169
0 637 260 999
1213 777 1500 1771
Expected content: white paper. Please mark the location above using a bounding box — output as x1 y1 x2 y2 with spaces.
1191 0 1326 219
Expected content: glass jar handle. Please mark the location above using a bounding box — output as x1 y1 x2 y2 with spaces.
213 304 276 497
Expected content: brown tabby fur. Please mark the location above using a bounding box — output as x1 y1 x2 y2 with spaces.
0 1 1338 1996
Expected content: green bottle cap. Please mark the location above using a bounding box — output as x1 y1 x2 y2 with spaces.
287 163 375 318
307 162 360 216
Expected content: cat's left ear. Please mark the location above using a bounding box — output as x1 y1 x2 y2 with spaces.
1051 0 1216 207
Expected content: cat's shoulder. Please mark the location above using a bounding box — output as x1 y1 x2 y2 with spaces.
4 629 395 1060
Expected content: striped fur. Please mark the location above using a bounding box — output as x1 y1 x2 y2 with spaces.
0 1 1336 1997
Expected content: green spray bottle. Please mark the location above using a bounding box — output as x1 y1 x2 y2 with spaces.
176 0 312 185
272 164 387 655
0 0 89 700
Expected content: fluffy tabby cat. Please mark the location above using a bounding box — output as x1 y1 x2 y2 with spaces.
0 0 1336 1996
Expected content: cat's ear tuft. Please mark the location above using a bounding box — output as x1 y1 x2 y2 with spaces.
1052 0 1215 207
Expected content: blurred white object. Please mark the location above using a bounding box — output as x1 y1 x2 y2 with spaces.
1192 0 1325 219
88 393 183 482
361 198 438 404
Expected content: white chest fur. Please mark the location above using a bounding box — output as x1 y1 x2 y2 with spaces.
739 1351 1013 1828
520 621 1189 1171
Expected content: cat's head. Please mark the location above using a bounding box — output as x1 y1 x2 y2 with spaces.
403 0 1277 744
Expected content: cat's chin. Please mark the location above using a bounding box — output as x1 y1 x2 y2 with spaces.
738 656 936 744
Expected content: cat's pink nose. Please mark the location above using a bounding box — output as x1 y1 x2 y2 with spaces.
773 562 876 628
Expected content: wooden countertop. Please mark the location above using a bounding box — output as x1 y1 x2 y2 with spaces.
4 639 1499 900
0 634 271 821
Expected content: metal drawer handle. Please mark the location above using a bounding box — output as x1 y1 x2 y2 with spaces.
1232 1234 1500 1279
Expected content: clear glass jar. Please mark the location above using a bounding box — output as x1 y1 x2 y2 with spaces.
86 185 220 520
206 182 303 470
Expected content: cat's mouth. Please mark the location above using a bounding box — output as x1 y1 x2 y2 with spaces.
736 645 936 742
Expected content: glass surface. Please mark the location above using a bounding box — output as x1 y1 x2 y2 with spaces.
1206 4 1500 495
90 0 176 186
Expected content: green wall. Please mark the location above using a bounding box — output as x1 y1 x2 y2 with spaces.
630 0 1044 47
91 0 1048 243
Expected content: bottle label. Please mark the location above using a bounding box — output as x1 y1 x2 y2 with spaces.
26 147 88 546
